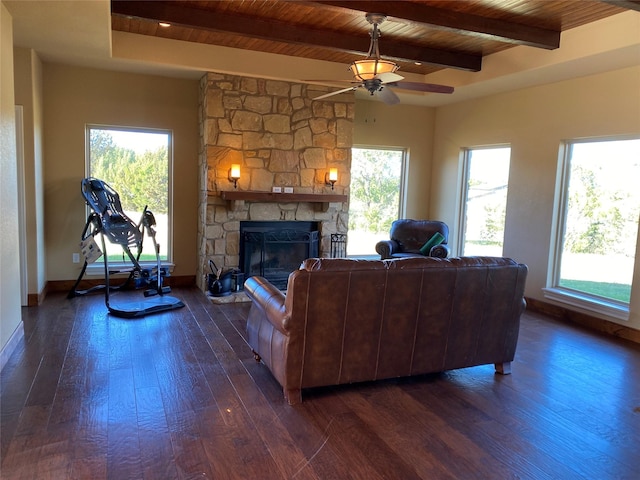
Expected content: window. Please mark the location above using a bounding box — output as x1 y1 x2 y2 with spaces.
458 146 511 256
86 126 172 263
347 147 406 256
547 137 639 315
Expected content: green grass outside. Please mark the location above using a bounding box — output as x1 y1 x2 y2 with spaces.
467 240 502 246
103 253 165 263
559 279 631 303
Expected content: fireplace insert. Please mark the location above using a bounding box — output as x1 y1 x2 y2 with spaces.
240 221 319 290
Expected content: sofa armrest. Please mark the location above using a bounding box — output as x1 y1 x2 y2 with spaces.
375 239 400 259
429 244 450 258
244 276 289 334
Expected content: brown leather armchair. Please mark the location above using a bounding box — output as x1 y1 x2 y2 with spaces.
375 219 450 259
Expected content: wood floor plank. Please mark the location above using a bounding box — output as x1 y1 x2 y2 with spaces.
185 290 322 479
402 375 579 479
73 385 108 462
69 454 107 479
501 370 640 472
337 385 461 480
343 380 515 479
449 368 639 478
1 288 639 479
107 366 142 479
226 370 322 480
165 407 216 479
136 385 180 479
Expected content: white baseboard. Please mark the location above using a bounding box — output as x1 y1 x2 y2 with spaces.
0 322 25 373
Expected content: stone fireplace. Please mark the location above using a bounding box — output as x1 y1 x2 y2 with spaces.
197 72 355 291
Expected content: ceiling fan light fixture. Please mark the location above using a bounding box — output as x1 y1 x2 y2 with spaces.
349 59 398 82
314 12 452 104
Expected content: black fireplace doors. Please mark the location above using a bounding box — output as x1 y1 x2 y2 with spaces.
240 221 319 289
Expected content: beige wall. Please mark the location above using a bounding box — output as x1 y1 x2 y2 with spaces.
1 2 22 356
42 64 199 281
353 100 435 219
431 66 640 329
14 47 45 298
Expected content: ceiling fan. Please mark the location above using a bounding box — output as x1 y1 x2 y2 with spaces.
314 13 454 105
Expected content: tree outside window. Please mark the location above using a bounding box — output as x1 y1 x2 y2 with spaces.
459 146 511 256
87 126 171 262
348 148 405 256
557 138 640 303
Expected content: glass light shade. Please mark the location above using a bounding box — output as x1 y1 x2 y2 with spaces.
325 168 338 190
229 164 241 180
349 59 398 81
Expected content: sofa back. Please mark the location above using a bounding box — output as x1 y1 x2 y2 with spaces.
282 256 527 390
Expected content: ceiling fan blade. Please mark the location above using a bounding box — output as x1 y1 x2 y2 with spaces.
313 86 358 100
376 72 404 84
377 86 400 105
387 81 454 94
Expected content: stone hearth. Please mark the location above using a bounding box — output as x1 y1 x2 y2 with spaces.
197 73 355 291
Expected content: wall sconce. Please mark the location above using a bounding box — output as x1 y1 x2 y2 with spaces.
325 168 338 190
229 164 241 189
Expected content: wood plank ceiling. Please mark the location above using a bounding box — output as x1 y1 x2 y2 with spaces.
111 1 638 76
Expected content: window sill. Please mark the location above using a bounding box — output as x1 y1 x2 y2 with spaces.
346 254 379 260
542 287 629 321
86 262 175 276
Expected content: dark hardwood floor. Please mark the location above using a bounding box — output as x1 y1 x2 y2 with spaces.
1 287 639 479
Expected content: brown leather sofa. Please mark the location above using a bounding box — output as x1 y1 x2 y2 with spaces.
376 219 451 259
245 256 528 404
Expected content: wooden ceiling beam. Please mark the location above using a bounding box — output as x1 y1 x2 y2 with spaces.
111 1 482 71
317 0 561 50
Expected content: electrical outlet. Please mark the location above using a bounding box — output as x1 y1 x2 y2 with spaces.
284 187 294 193
272 186 282 193
72 253 80 264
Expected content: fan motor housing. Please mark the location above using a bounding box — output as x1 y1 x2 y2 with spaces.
364 78 383 95
366 13 387 25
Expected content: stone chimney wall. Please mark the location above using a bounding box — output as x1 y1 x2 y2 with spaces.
197 72 355 290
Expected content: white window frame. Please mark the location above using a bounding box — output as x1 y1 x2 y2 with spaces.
455 144 511 257
84 124 174 274
543 136 639 321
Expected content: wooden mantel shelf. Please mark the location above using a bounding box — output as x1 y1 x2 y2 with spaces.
213 190 347 212
219 191 347 203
